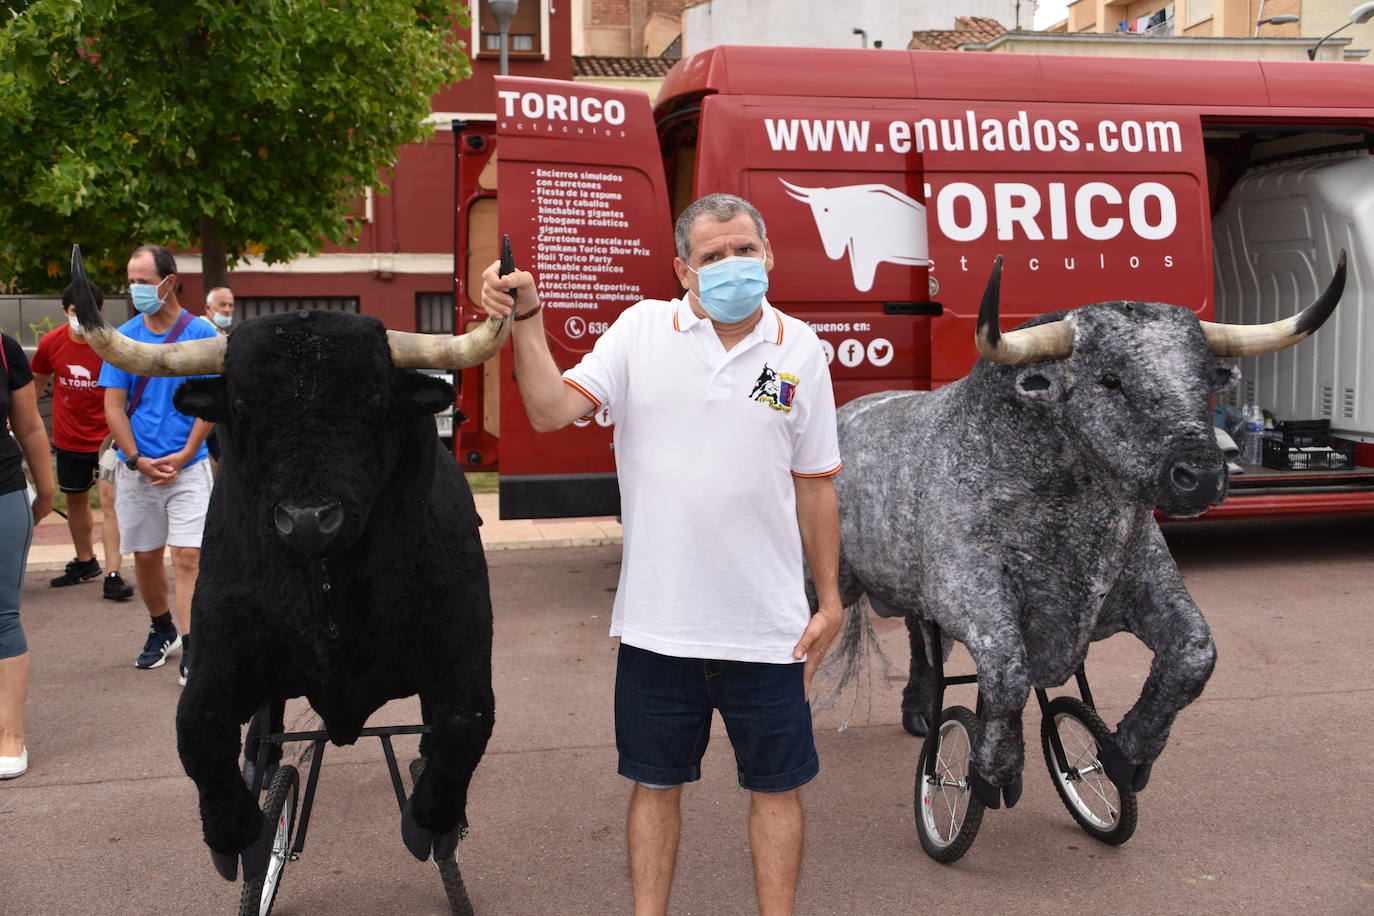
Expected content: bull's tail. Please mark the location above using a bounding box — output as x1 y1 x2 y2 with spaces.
811 596 894 731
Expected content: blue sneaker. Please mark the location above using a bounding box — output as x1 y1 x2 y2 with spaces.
178 642 190 687
135 625 180 669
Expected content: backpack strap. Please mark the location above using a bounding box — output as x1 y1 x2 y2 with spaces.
126 309 196 416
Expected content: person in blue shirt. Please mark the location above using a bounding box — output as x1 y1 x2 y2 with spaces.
99 245 218 687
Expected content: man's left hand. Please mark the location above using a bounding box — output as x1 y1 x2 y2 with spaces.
794 606 844 700
149 450 190 486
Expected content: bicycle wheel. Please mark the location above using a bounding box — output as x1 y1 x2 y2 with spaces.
1040 696 1137 845
410 757 475 916
239 764 300 916
914 706 986 864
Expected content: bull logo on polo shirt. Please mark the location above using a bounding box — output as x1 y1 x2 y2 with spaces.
748 363 799 413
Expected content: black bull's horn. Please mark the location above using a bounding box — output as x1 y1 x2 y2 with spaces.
974 250 1348 365
69 245 512 376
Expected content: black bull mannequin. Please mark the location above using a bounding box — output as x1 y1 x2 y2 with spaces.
70 246 512 886
814 253 1345 805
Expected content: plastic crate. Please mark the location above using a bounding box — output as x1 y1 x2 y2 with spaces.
1261 434 1356 470
1271 419 1331 447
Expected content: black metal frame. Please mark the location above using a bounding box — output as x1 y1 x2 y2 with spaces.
247 705 430 858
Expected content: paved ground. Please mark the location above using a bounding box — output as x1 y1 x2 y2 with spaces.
2 511 1372 914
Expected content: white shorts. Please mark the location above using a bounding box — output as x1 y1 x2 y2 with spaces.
115 460 213 552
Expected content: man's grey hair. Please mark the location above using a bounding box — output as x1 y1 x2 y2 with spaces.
674 194 767 261
206 286 233 304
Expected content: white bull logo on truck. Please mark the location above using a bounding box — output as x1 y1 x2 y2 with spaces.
780 179 930 293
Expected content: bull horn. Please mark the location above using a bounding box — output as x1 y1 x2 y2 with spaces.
70 245 226 376
387 311 512 370
778 178 816 201
974 256 1074 365
1201 250 1346 357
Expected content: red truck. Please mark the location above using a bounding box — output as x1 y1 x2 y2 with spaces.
450 45 1374 520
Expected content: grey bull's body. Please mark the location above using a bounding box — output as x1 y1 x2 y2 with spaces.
822 257 1345 802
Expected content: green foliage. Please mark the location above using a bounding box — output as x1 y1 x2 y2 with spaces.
465 471 497 494
0 0 470 293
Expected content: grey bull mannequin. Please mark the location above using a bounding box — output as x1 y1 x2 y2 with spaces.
816 253 1346 805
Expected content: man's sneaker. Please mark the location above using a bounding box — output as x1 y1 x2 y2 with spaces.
103 572 134 601
179 644 190 687
50 557 101 587
135 626 181 669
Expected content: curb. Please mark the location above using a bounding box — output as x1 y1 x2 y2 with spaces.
27 534 623 574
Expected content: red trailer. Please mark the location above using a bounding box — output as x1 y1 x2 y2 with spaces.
451 46 1374 520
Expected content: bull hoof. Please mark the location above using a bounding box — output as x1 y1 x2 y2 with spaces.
967 766 1002 810
210 849 238 882
1096 736 1149 794
402 796 467 863
433 824 463 862
1001 777 1023 809
241 759 279 793
241 817 275 880
901 708 929 737
401 796 432 861
1131 761 1153 792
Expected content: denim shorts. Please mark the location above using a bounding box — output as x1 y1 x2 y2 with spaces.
614 643 819 794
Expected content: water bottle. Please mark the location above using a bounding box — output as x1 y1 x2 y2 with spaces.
1244 404 1265 466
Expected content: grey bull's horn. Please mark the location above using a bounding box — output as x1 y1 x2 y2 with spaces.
1201 250 1347 357
70 244 227 376
974 255 1075 366
387 310 512 370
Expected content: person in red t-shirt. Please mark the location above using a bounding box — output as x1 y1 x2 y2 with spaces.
30 284 134 600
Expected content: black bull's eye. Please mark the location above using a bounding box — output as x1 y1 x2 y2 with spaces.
1098 374 1122 390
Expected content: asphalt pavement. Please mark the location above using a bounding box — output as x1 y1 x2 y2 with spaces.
2 509 1372 914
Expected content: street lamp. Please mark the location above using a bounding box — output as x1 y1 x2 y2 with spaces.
489 0 519 76
1309 1 1374 60
1255 14 1299 31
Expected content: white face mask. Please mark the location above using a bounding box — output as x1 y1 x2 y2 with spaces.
67 315 85 337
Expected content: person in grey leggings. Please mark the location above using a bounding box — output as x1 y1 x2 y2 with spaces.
2 331 56 779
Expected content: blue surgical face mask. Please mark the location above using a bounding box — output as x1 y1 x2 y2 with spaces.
129 281 167 315
688 256 769 324
210 312 232 328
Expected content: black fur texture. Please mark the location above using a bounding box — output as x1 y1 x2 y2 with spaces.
172 311 494 876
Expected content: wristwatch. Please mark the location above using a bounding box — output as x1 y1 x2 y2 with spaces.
125 451 143 470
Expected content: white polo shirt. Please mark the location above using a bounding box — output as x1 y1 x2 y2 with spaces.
563 296 841 663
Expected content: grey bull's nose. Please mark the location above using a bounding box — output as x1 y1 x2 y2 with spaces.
274 502 344 555
1170 462 1226 505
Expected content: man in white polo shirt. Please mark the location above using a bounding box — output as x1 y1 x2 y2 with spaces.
481 193 844 916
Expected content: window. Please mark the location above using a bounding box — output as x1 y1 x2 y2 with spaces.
416 292 455 335
236 297 359 321
475 0 544 59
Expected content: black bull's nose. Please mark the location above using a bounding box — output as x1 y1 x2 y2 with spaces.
274 502 345 555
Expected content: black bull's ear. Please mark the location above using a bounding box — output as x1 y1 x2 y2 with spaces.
174 377 230 422
395 371 457 416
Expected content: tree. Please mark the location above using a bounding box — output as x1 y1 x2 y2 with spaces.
0 0 469 294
